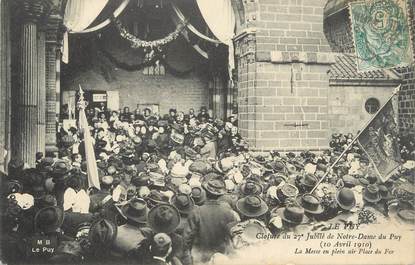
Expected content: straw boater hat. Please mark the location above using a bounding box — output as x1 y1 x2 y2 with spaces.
276 183 299 203
147 204 181 234
121 198 149 224
335 188 356 211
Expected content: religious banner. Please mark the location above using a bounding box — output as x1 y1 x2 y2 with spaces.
357 91 401 182
78 88 101 190
349 0 413 72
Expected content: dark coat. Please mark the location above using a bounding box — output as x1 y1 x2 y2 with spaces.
183 200 239 263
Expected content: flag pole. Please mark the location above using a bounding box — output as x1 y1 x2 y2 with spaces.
310 84 401 193
77 85 101 190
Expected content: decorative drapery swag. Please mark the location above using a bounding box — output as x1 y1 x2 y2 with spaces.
113 17 187 49
62 0 130 63
195 0 236 79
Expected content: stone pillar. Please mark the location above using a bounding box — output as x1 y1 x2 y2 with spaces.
12 0 50 167
37 28 46 155
234 30 257 147
45 14 62 154
0 0 11 171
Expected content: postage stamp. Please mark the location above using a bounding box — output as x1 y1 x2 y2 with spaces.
349 0 413 72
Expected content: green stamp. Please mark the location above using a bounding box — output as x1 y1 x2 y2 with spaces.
350 0 413 71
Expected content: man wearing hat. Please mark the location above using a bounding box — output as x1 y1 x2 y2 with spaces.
147 204 191 265
183 179 239 264
171 194 196 236
270 205 309 233
145 233 183 265
89 175 113 213
296 194 324 221
111 198 152 259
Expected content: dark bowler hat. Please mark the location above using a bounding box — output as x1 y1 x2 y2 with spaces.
34 206 64 233
148 204 181 234
171 194 195 215
335 188 356 211
236 195 268 218
121 198 149 224
296 194 324 214
239 181 263 196
191 187 206 206
274 206 308 225
88 219 117 247
202 179 226 196
363 184 381 203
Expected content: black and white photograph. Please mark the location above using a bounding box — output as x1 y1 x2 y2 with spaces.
0 0 414 264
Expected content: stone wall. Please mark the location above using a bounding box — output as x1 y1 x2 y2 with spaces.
328 84 396 135
398 0 415 134
63 68 210 115
235 0 334 151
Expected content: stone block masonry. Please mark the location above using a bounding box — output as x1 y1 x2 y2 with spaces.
235 0 334 151
399 0 415 134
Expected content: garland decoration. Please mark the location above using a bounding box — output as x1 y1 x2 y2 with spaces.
113 17 187 49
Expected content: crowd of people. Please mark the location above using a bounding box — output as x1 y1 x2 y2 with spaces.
1 105 414 265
